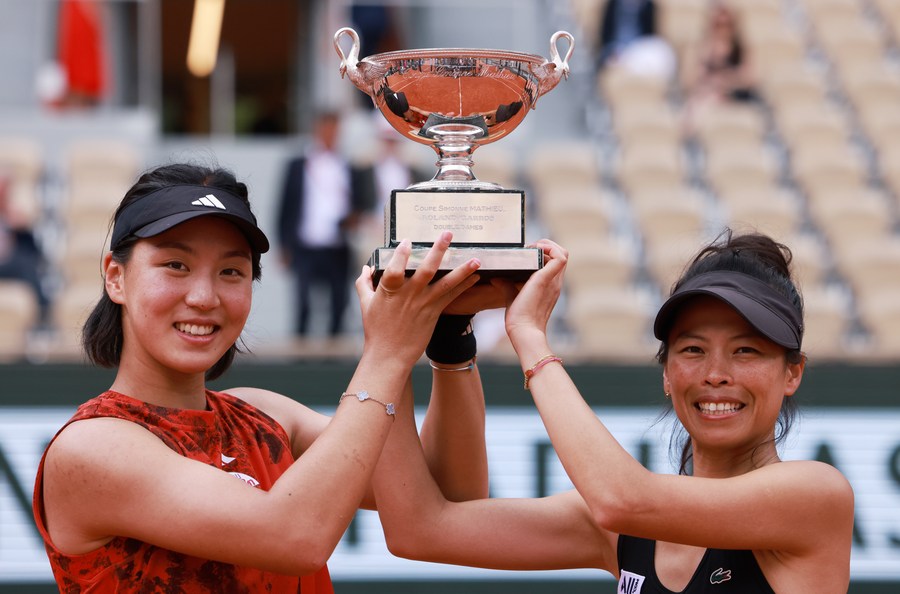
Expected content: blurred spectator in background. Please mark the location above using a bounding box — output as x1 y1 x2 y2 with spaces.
350 4 405 108
598 0 657 68
597 0 676 80
351 3 403 58
680 0 758 135
354 114 431 266
596 0 675 83
0 175 52 330
277 110 375 337
370 115 430 214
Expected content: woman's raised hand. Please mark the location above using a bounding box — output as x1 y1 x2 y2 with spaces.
501 239 568 352
355 232 481 365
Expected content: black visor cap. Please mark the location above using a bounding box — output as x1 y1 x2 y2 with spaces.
110 185 270 254
653 271 803 350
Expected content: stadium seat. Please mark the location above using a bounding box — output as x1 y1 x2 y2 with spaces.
657 0 709 59
790 143 868 198
807 187 894 245
472 144 520 189
832 237 900 315
616 144 685 197
776 103 851 154
0 280 38 361
613 104 681 151
692 102 767 152
746 23 807 74
705 145 781 197
719 187 802 241
537 183 617 241
801 283 853 361
760 63 829 115
563 235 637 293
598 67 670 112
0 137 44 227
527 140 601 193
642 225 712 293
566 285 658 361
858 292 900 358
65 139 140 188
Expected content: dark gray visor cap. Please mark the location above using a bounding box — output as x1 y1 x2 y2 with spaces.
653 271 802 350
110 184 270 253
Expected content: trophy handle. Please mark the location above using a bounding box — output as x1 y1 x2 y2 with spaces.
535 31 575 105
333 28 359 78
550 31 575 78
334 27 379 100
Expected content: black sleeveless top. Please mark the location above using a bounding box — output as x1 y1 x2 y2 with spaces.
617 535 776 593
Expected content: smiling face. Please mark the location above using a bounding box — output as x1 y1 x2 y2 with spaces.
662 296 804 471
104 216 254 385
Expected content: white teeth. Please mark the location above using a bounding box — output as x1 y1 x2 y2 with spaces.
699 402 741 415
175 323 215 336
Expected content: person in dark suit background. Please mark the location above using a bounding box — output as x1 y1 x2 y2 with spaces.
277 110 375 337
597 0 658 70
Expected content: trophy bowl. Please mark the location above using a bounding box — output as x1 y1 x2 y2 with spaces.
334 28 574 282
334 28 574 190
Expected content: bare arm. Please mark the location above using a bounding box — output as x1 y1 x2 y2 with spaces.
417 284 510 500
502 241 854 556
372 376 614 572
418 360 488 501
42 233 482 575
230 322 491 507
229 363 490 508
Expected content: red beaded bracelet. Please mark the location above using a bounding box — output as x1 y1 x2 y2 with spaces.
523 354 563 390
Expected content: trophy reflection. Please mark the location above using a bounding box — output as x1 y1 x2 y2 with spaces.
334 27 574 281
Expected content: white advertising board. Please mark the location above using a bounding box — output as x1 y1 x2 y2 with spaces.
2 407 898 582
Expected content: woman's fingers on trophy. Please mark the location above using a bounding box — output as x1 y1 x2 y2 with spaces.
443 281 508 315
489 278 521 309
379 238 412 296
432 262 482 312
534 238 568 268
409 231 481 298
354 263 376 307
375 233 482 316
526 239 568 287
408 231 452 286
503 239 568 334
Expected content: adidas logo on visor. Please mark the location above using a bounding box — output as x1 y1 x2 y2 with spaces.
191 194 226 210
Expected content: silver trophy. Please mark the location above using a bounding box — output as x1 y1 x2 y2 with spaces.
334 27 574 281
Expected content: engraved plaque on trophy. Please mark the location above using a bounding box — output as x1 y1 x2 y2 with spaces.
334 27 574 281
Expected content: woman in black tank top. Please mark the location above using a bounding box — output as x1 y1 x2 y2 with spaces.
373 229 854 593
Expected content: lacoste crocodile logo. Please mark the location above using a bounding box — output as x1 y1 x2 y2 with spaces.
710 567 732 584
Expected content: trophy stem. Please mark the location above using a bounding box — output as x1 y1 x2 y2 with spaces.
408 123 502 190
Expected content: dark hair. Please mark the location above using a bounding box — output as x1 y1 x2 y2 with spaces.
656 229 804 475
82 163 263 381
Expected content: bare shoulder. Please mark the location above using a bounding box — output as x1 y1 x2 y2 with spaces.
49 416 158 462
756 462 853 592
222 387 330 456
223 386 295 413
43 417 176 552
776 460 854 504
46 417 172 484
767 460 854 552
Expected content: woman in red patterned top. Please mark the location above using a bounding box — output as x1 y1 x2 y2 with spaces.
33 162 490 592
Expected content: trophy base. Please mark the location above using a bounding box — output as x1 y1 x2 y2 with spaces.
369 246 542 284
